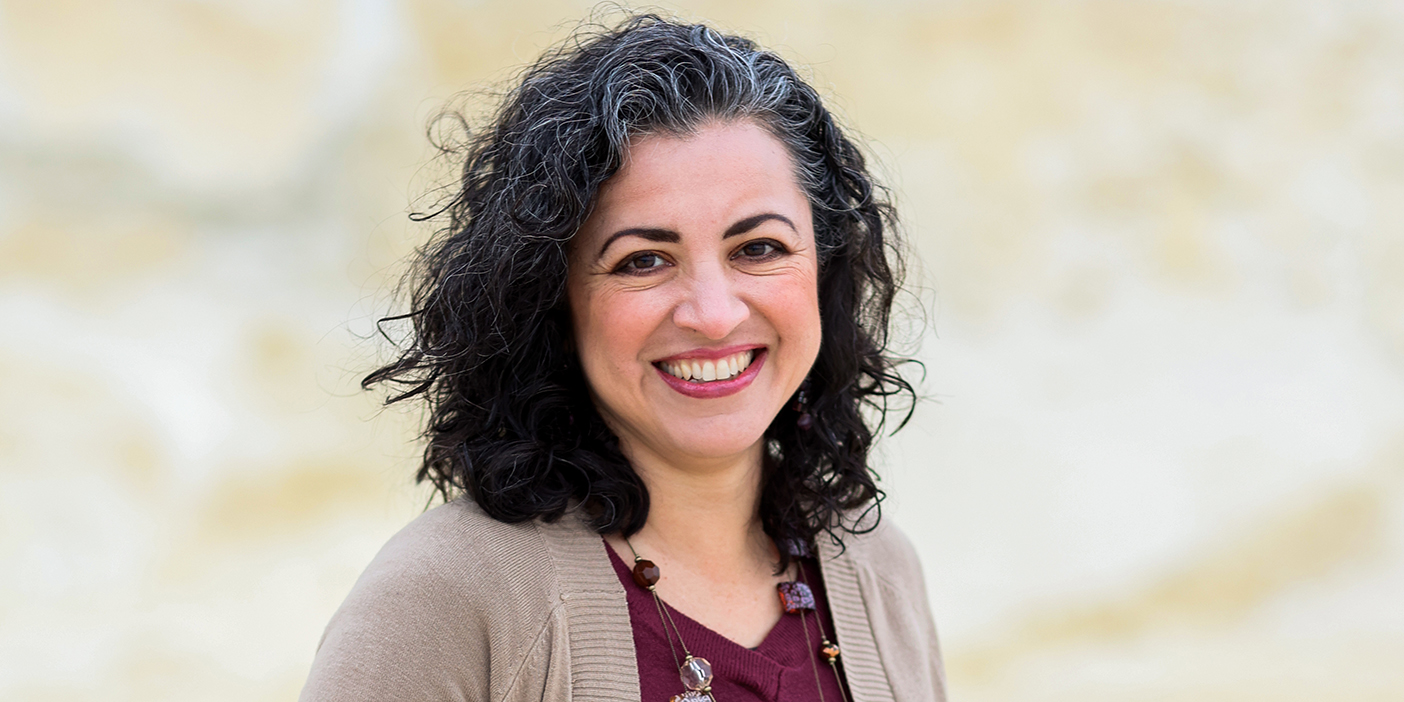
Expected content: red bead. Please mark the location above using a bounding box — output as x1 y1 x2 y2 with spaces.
632 559 660 588
822 643 841 661
777 581 815 612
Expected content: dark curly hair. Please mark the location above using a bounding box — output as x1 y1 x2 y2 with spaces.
366 12 915 559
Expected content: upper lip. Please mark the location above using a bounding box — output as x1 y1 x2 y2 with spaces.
653 344 766 363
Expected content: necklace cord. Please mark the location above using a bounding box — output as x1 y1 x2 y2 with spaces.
798 561 850 702
624 536 845 702
625 538 685 668
799 608 827 702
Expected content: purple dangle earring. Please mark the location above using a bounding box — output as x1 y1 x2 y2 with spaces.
792 378 813 431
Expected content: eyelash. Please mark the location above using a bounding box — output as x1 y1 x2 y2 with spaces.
616 252 669 273
735 240 785 260
611 239 788 275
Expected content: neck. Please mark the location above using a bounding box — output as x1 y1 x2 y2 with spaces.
621 439 776 572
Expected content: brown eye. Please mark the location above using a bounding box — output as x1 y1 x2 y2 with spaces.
738 240 781 259
621 252 667 272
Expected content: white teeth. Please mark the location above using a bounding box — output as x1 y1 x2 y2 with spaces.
661 349 758 383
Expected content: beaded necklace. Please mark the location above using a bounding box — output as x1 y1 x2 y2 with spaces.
623 537 850 702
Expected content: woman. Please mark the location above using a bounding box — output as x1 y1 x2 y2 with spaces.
302 14 945 702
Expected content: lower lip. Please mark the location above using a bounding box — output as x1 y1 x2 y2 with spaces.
655 350 766 399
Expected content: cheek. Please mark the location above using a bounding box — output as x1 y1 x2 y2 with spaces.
570 285 665 378
759 267 822 347
787 282 824 358
736 271 822 381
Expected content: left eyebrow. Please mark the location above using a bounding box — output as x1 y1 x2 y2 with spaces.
593 213 798 262
595 227 680 261
724 213 797 239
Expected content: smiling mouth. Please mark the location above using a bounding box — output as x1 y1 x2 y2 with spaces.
656 349 757 383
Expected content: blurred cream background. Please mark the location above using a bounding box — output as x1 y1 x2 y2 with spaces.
1 0 1401 700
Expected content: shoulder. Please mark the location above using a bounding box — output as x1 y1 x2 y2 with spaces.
839 511 930 593
363 497 561 602
300 499 575 702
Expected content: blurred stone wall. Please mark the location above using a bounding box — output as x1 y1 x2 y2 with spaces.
1 1 1400 700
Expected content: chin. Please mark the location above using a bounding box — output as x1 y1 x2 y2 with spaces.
662 422 770 462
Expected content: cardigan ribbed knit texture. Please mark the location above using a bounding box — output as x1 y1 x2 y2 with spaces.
300 499 946 702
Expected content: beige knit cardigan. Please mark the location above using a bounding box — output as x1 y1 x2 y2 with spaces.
300 499 946 701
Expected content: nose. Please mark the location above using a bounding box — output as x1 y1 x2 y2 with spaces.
672 263 750 339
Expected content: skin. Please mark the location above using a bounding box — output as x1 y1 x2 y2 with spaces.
566 119 822 648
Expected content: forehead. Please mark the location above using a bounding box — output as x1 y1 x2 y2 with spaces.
617 120 797 187
580 120 810 238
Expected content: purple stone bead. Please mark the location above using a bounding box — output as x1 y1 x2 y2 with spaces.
777 581 816 613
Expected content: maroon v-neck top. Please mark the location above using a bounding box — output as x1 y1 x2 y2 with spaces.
606 542 851 702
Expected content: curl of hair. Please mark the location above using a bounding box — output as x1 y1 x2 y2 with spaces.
365 13 916 564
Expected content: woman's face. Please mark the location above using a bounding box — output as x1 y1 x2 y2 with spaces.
567 120 822 468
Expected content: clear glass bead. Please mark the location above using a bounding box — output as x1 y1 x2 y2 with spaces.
679 655 713 691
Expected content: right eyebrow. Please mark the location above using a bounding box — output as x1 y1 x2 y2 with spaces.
596 227 681 261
